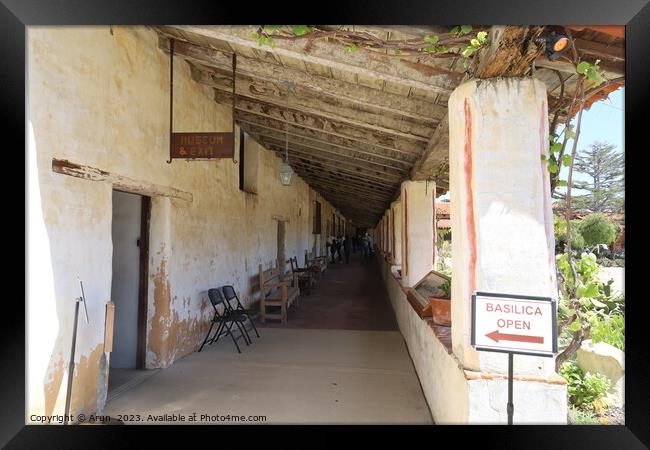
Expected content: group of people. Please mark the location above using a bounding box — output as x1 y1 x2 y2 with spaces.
326 232 374 264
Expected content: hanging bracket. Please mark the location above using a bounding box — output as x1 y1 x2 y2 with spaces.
166 38 175 164
232 53 238 164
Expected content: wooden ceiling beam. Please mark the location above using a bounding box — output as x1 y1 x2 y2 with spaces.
232 106 427 156
253 133 411 175
474 26 546 79
281 159 399 194
295 172 391 204
240 120 416 166
271 151 403 186
236 116 420 163
193 64 438 137
317 194 388 216
290 167 396 200
409 115 449 182
159 26 460 94
266 147 402 187
315 197 386 217
157 34 446 122
215 89 430 145
573 38 624 62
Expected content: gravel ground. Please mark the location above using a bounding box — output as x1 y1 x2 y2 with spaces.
601 406 625 425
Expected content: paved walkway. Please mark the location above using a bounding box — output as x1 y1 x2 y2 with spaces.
259 251 398 330
105 253 432 424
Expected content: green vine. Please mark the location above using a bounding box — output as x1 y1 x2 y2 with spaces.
250 25 489 62
576 60 606 88
543 42 607 193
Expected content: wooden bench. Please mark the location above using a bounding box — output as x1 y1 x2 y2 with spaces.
258 263 300 323
305 250 327 278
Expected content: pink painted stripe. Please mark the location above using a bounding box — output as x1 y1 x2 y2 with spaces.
464 99 476 294
432 195 436 267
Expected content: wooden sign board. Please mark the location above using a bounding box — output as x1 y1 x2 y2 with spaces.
170 132 234 159
104 301 115 353
471 291 557 357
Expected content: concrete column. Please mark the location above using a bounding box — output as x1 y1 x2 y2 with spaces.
400 180 435 288
391 200 402 266
385 210 392 257
449 78 557 377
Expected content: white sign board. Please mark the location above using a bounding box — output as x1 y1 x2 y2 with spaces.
471 292 557 357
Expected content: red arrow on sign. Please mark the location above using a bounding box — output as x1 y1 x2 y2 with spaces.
486 330 544 344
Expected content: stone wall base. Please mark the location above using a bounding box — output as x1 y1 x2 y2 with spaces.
379 257 567 424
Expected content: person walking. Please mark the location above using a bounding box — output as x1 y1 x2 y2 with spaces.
361 232 370 264
336 236 343 263
327 235 336 264
343 235 351 264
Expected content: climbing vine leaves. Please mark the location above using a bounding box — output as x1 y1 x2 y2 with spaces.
250 25 489 62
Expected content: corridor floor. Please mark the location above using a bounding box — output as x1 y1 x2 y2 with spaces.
259 251 398 330
104 253 433 424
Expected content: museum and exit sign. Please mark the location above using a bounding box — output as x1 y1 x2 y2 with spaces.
170 132 234 159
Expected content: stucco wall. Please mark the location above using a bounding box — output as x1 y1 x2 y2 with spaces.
27 26 338 421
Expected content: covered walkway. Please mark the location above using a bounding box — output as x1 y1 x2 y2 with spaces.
104 256 432 424
259 252 397 330
26 25 624 424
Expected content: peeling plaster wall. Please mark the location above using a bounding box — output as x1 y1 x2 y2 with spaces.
27 26 338 420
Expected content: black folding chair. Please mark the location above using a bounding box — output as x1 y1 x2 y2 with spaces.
198 288 251 354
221 285 260 339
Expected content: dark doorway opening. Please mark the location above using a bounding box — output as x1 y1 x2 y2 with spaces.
108 191 151 396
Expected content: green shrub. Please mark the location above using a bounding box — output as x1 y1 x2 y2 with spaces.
560 361 611 408
580 213 618 247
591 314 625 351
569 405 598 425
554 216 585 250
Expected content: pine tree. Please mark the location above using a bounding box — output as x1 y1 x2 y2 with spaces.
569 141 624 212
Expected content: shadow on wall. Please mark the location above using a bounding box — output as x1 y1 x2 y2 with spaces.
28 122 108 419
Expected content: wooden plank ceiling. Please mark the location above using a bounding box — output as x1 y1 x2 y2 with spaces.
152 25 624 227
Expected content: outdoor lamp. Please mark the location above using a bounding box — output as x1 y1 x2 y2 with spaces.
544 34 570 60
279 80 295 186
279 161 293 186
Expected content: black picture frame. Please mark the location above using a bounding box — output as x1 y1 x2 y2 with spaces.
8 0 649 448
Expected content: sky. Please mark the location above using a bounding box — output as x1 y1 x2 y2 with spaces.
436 87 625 202
556 87 624 196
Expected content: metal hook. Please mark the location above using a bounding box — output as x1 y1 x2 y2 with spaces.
232 53 238 165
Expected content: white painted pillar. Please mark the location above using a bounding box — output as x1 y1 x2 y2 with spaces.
449 78 557 377
400 180 435 288
391 200 402 266
385 210 392 257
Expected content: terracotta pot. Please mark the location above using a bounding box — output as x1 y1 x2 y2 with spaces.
429 297 451 326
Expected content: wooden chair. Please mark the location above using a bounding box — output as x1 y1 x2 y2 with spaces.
258 263 300 323
305 250 327 279
287 256 315 294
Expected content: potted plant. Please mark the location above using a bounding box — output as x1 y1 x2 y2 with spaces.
430 277 451 326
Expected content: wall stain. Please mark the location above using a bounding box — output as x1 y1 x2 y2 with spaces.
148 253 211 367
43 354 66 416
69 343 104 416
148 253 171 367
